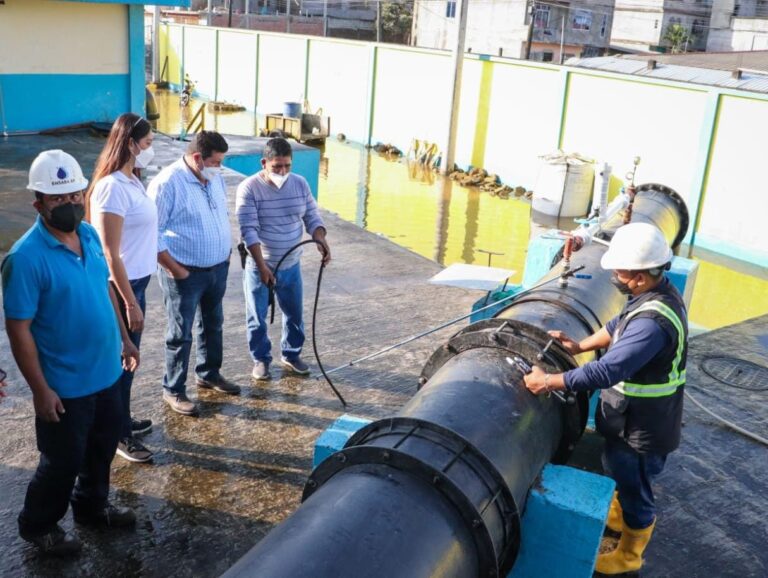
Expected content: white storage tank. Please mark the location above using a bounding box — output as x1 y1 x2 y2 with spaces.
532 151 595 218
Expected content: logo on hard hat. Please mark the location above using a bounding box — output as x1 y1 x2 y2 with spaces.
50 166 75 187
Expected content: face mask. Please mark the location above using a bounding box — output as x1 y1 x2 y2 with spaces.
45 203 85 233
134 145 155 169
269 173 288 189
201 166 221 182
610 274 634 296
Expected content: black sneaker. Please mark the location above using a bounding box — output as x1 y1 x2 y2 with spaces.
196 375 241 395
73 504 136 528
116 437 154 463
20 525 82 556
131 417 152 435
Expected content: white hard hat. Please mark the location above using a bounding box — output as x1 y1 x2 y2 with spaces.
27 149 89 195
600 222 673 271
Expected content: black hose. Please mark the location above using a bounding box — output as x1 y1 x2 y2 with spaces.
272 240 347 408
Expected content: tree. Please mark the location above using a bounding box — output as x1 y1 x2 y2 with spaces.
663 23 693 54
381 2 413 45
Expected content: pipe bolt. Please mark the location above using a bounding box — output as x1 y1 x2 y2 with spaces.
472 519 482 528
306 479 317 489
336 453 347 463
382 451 391 460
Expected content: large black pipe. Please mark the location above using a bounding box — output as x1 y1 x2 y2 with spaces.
223 184 688 578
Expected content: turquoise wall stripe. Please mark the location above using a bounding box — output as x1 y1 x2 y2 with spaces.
365 45 378 147
128 5 145 116
0 74 129 132
683 91 721 248
693 233 768 269
556 68 571 150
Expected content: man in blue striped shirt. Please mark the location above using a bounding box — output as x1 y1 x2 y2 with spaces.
236 137 329 381
148 131 240 416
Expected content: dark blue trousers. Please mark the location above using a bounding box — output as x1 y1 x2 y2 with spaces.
158 262 228 395
114 275 150 439
18 382 122 536
602 438 667 530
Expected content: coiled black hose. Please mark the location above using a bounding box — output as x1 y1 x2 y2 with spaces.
271 239 347 407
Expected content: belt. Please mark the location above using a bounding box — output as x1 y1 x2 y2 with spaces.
181 260 229 272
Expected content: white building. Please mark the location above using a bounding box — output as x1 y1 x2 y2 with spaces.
611 0 711 53
412 0 613 61
708 0 768 51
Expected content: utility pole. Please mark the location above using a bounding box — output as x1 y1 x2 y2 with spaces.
376 0 382 43
524 0 535 60
228 0 234 27
441 0 469 175
207 0 213 25
287 0 292 34
152 6 161 82
410 0 418 46
559 11 566 64
323 0 328 37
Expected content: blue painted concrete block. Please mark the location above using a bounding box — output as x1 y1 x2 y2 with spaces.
522 234 566 289
313 414 371 469
667 256 699 312
222 138 321 199
471 285 523 323
508 465 615 578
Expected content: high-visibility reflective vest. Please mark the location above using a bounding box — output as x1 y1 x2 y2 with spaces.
613 300 686 398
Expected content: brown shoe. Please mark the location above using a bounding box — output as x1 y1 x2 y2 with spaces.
196 375 241 395
163 391 198 415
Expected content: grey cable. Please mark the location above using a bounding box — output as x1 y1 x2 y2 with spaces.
684 388 768 447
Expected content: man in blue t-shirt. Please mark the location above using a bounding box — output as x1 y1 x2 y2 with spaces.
2 150 140 556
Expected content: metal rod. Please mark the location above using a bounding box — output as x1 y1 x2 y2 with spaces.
317 272 565 378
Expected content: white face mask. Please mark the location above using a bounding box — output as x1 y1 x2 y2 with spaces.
134 145 155 169
201 166 221 181
269 172 289 189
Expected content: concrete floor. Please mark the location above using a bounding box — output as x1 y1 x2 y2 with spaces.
0 134 479 577
1 134 767 577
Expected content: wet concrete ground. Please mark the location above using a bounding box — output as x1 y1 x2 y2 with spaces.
0 135 479 577
1 134 767 577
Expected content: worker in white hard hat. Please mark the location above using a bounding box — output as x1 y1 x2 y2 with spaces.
524 222 688 576
2 149 140 555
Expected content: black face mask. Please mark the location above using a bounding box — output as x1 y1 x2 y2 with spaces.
45 203 85 233
610 274 634 296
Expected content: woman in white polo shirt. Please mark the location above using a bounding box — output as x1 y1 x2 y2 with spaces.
85 113 157 464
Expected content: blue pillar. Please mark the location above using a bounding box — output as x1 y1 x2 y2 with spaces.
128 5 145 117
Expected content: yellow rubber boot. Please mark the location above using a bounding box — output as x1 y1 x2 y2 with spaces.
606 491 623 533
595 519 655 575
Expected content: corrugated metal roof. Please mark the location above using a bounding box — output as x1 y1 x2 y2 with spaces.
566 56 768 94
622 50 768 73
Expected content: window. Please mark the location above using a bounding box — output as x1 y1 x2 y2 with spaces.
531 51 554 62
446 1 456 18
600 14 608 38
572 9 592 31
692 19 705 37
534 5 550 29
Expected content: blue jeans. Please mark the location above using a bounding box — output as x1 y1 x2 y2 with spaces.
114 275 150 438
158 261 228 395
602 439 667 530
18 382 122 536
243 261 304 365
